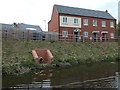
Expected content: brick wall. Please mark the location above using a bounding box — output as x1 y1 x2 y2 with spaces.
50 12 116 41
48 6 59 32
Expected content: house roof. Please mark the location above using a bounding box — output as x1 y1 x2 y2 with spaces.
1 23 13 30
1 23 43 32
18 23 42 32
55 4 115 20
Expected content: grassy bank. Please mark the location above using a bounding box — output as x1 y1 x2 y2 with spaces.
2 39 118 75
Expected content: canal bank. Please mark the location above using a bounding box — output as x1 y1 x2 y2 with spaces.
2 62 119 89
2 38 118 75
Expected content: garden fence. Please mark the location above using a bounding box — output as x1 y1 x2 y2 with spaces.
1 29 118 42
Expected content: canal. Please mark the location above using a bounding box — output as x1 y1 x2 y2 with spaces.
2 62 120 89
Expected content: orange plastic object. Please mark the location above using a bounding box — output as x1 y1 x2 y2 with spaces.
32 49 53 64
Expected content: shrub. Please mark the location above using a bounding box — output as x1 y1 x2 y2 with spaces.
20 59 34 68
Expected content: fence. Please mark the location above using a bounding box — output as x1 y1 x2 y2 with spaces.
1 29 118 42
1 29 58 41
58 33 118 42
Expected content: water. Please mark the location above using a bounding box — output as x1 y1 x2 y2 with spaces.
2 62 119 89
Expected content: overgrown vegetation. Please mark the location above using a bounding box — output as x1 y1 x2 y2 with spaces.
2 38 118 75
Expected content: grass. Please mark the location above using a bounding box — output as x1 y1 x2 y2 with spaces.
2 38 118 75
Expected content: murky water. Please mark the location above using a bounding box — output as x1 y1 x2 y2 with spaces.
2 62 120 89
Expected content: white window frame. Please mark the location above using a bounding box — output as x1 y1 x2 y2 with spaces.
84 19 88 26
62 17 67 24
73 18 79 24
93 20 97 26
110 22 114 28
62 31 68 37
110 33 114 38
84 32 88 37
102 21 106 27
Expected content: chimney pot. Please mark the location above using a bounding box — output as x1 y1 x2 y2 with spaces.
106 10 108 13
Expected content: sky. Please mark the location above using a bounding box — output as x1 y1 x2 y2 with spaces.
0 0 119 31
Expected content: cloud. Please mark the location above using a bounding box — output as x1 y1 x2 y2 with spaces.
0 0 118 30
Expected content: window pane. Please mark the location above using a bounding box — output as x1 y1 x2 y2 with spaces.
84 32 88 37
63 17 67 23
84 19 88 26
62 31 68 37
93 20 97 26
110 33 114 38
74 18 78 24
110 22 114 28
102 21 106 27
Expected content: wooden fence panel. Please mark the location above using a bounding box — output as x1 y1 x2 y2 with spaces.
1 29 118 42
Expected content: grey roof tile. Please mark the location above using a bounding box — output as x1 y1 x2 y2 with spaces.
18 23 42 32
55 4 115 20
1 23 13 30
1 23 43 32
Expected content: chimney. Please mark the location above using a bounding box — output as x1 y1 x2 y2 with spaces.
105 10 108 13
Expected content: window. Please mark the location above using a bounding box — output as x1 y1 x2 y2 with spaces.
63 17 67 23
84 19 88 26
73 18 78 24
62 31 68 37
93 20 97 26
110 33 114 38
102 21 106 27
84 32 88 37
110 22 114 28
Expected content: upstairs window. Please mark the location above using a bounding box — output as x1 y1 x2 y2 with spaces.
93 20 97 26
102 21 106 27
83 19 88 26
63 17 67 23
110 21 114 28
73 18 78 24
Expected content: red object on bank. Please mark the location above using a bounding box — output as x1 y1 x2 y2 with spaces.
32 49 53 64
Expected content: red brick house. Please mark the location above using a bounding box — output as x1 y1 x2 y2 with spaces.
48 4 116 42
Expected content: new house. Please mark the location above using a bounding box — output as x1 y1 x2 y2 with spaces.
48 4 116 42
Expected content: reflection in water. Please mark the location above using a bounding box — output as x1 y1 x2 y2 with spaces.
13 79 52 89
2 62 119 89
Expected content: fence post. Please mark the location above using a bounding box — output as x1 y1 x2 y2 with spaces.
115 72 120 89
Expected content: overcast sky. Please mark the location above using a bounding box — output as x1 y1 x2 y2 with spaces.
0 0 119 31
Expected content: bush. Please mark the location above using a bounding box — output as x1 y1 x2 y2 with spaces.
2 63 31 75
2 64 16 75
20 59 34 68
